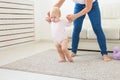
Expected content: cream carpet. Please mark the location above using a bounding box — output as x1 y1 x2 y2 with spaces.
0 49 120 80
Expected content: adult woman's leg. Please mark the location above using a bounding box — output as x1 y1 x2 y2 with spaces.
72 4 86 54
88 1 111 61
88 1 107 55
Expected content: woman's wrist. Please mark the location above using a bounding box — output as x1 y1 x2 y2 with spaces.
74 14 79 20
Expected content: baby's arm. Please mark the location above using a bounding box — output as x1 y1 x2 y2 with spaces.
62 19 72 27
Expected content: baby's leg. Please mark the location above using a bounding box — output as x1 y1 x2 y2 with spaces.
61 39 73 62
55 43 66 62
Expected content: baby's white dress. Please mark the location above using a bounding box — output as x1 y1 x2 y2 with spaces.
51 19 71 44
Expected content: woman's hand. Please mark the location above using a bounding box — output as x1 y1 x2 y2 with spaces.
45 11 51 23
66 14 77 23
45 16 51 23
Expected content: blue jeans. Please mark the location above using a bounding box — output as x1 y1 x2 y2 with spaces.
72 0 108 55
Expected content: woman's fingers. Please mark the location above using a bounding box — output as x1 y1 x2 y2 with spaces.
47 11 50 17
45 17 51 23
66 15 72 23
66 14 75 23
45 11 51 23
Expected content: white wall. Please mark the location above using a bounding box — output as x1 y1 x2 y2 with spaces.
51 0 74 17
34 0 52 40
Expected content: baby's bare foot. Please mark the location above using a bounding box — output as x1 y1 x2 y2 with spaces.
66 53 73 62
68 57 73 62
58 59 66 62
103 55 112 61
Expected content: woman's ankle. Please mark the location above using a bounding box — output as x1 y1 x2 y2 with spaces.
103 55 112 61
71 52 76 57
